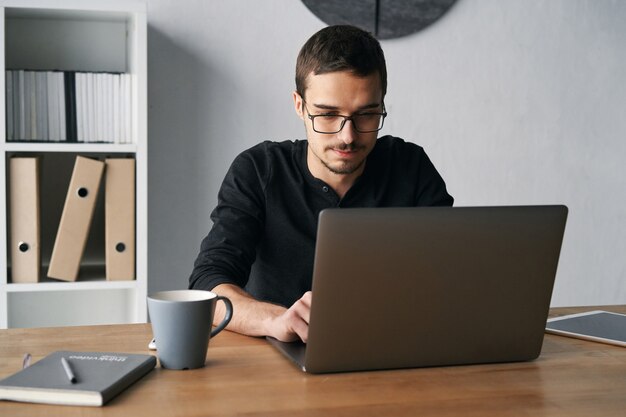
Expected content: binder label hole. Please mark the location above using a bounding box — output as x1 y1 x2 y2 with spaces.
77 187 89 198
18 242 30 252
116 243 126 252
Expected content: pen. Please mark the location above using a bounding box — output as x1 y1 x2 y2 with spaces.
22 353 32 369
61 357 77 383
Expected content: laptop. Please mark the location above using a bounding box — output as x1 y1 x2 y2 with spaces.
267 205 568 373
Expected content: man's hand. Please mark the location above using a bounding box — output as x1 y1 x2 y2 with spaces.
267 291 312 343
212 284 312 343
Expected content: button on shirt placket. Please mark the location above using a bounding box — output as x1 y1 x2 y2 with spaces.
319 184 341 206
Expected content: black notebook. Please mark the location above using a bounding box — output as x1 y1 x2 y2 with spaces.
0 351 156 406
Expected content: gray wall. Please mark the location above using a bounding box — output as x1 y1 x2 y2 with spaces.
147 0 626 307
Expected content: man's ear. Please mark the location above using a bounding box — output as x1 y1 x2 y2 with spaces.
293 91 304 120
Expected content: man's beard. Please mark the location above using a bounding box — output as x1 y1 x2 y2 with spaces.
320 143 365 175
320 157 365 175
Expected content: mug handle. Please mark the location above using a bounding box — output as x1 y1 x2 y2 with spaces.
210 296 233 338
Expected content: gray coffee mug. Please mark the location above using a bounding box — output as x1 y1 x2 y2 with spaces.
147 290 233 370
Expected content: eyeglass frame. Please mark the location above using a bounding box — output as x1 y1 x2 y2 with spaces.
301 99 388 134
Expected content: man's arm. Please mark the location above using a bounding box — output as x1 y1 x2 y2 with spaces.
212 283 311 343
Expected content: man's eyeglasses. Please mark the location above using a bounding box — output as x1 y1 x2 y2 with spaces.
302 100 387 134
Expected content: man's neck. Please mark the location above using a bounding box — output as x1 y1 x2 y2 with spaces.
326 173 360 199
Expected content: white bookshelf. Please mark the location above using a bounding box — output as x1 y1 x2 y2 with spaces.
0 0 147 328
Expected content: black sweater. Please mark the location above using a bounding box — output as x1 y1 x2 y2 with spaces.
189 136 453 307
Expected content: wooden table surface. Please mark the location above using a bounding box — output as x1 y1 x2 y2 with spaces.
1 306 625 416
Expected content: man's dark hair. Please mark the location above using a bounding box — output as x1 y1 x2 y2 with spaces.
295 25 387 99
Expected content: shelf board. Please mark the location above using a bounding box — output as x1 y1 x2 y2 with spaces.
2 142 137 153
7 279 138 293
2 1 146 18
6 263 138 292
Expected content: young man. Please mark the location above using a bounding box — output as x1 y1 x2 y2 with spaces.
189 25 453 343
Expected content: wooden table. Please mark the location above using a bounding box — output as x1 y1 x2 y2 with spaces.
1 306 625 416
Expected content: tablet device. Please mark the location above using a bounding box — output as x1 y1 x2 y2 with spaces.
546 310 626 347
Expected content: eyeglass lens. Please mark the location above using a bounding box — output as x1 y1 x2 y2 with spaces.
312 113 385 133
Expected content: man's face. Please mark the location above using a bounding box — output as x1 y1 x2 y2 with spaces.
294 71 384 182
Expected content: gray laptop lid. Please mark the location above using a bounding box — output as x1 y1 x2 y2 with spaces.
268 205 568 373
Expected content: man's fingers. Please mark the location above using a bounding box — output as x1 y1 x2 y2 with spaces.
291 315 309 343
273 307 308 343
292 292 312 324
300 291 312 308
279 292 312 342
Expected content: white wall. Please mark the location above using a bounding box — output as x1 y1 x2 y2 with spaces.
146 0 626 307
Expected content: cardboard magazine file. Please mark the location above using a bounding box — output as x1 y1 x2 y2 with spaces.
9 157 41 283
48 156 104 281
105 158 136 280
